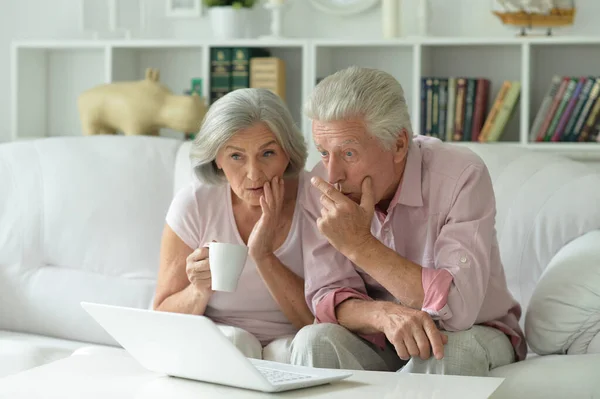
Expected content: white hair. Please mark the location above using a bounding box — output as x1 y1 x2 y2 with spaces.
304 66 413 149
191 88 307 185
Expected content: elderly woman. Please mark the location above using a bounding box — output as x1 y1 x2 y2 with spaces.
152 88 314 362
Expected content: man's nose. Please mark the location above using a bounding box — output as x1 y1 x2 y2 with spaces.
326 156 345 186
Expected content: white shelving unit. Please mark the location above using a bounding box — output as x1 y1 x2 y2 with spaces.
11 36 600 161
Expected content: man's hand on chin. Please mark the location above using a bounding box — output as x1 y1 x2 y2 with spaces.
311 175 376 257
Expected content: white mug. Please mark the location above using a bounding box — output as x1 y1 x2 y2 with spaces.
208 242 248 292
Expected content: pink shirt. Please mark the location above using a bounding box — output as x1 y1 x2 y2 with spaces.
165 171 309 345
300 135 527 361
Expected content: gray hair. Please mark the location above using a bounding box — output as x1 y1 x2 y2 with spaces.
304 66 413 149
190 88 307 185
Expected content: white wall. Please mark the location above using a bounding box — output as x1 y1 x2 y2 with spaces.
2 0 600 144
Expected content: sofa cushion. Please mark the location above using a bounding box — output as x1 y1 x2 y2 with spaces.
525 230 600 355
0 330 94 378
0 136 182 345
490 353 600 399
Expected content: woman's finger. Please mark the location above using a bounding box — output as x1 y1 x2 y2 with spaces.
271 176 280 209
263 181 273 209
276 177 285 212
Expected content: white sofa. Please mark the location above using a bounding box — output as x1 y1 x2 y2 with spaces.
1 135 599 398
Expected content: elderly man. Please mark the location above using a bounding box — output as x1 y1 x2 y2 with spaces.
292 66 526 376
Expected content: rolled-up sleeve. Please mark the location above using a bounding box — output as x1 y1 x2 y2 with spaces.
422 163 495 332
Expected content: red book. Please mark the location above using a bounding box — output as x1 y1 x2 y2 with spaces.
471 79 491 142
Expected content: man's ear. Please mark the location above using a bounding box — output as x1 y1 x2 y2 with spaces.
393 129 410 164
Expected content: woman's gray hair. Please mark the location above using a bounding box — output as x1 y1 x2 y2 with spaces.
190 88 307 185
304 66 413 149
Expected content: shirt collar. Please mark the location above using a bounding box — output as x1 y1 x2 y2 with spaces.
387 140 424 210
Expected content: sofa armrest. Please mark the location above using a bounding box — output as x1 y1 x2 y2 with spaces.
525 230 600 356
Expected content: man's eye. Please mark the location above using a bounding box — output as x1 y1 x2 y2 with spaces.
345 151 354 157
320 151 328 157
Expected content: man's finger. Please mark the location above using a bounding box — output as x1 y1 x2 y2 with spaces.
319 193 336 211
360 176 375 211
393 340 410 361
311 176 347 203
424 321 445 360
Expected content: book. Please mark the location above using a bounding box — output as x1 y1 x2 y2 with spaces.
471 78 491 142
572 80 600 142
445 78 457 141
231 47 271 91
535 77 570 142
479 81 512 142
486 81 521 142
530 75 562 142
210 47 232 105
438 79 448 141
453 78 467 141
562 77 595 142
543 78 577 141
249 57 286 101
462 78 478 141
551 77 586 142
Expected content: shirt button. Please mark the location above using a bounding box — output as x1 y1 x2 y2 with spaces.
460 256 467 263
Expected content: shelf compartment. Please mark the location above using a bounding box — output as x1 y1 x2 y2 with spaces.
420 44 523 143
13 47 106 139
528 43 600 143
314 45 415 117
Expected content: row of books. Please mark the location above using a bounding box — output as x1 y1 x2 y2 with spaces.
421 77 521 142
210 47 286 105
531 76 600 143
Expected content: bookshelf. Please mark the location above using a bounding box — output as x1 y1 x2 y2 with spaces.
11 36 600 165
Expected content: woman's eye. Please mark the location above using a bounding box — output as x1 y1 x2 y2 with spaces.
230 153 241 160
263 150 275 157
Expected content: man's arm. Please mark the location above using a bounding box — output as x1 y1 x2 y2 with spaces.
346 163 496 331
345 238 427 309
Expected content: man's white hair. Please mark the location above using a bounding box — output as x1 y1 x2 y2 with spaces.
304 66 413 149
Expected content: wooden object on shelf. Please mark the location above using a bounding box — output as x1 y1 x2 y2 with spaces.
77 68 207 136
493 0 576 36
250 57 286 102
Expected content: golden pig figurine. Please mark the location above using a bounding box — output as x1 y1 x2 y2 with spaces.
78 68 206 136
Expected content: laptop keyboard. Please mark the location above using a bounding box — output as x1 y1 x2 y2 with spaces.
255 366 314 384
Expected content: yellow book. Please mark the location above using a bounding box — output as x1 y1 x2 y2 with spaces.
486 81 521 142
479 81 512 142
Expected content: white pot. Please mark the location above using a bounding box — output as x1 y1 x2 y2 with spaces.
209 7 250 40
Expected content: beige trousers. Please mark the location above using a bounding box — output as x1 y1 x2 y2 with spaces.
216 325 294 364
289 323 515 376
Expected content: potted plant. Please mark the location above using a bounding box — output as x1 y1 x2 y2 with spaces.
203 0 257 39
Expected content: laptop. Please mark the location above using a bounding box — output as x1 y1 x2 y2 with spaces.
80 302 352 393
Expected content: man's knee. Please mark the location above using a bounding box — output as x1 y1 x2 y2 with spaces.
291 323 350 354
401 327 502 376
290 323 381 370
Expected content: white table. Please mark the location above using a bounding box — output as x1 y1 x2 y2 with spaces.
0 351 505 398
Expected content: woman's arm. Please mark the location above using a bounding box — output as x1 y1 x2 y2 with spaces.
254 254 314 329
153 224 212 315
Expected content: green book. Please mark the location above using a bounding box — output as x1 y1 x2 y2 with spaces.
543 78 577 141
231 47 270 91
462 78 478 141
210 47 232 105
